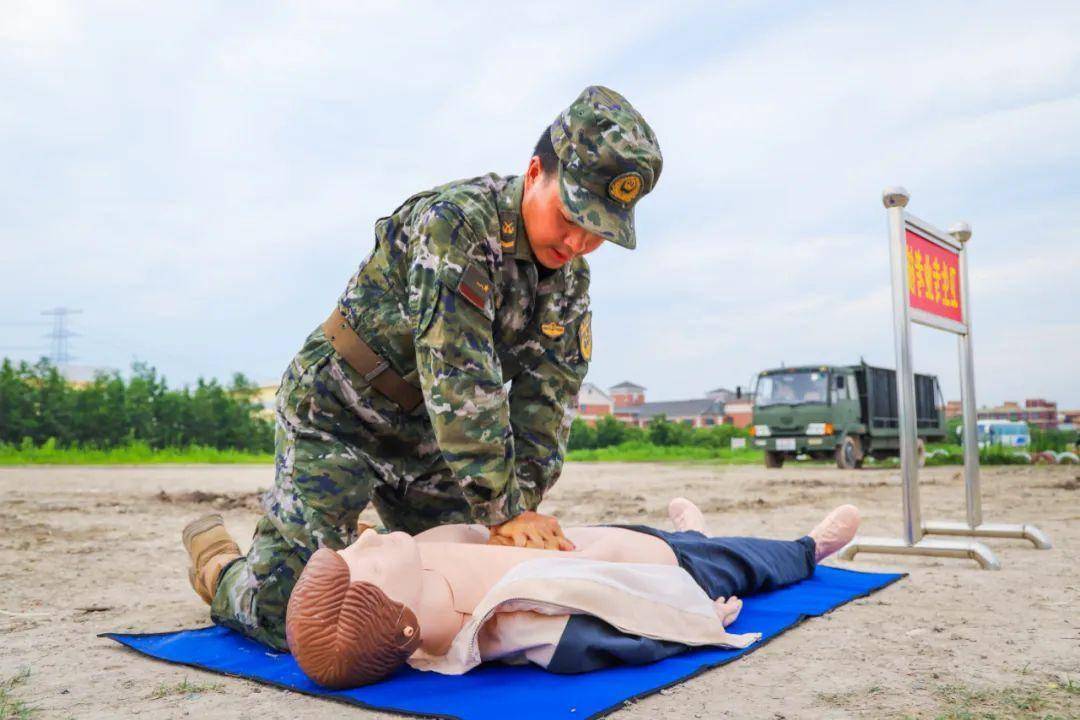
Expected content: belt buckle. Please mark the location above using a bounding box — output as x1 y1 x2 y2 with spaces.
363 359 389 382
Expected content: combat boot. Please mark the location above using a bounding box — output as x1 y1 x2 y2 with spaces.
182 514 242 605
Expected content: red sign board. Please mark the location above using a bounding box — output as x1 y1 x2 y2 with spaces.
905 229 963 323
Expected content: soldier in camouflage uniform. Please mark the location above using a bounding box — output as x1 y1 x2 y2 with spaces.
182 86 663 651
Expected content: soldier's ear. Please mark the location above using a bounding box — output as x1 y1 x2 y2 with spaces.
524 155 545 190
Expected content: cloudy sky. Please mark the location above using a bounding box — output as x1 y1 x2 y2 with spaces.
2 1 1078 408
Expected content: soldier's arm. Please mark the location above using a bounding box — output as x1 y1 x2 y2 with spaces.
508 268 591 510
408 202 522 527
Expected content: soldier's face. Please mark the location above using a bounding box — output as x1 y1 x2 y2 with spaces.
521 157 605 269
338 529 423 609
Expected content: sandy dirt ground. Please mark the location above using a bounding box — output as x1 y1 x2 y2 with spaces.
1 462 1077 719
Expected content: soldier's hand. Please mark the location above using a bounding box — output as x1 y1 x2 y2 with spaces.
487 511 575 551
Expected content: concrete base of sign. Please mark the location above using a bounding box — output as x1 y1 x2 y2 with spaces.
837 535 1000 570
922 520 1052 549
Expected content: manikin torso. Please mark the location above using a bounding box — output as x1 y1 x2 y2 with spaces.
339 525 679 656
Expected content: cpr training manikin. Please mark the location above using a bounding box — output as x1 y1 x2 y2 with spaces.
285 498 860 688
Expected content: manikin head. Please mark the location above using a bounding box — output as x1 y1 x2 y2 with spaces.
285 530 424 689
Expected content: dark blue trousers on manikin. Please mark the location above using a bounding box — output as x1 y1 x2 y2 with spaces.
546 528 817 673
621 526 817 599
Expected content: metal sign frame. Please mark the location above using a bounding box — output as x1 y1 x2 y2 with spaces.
839 187 1051 570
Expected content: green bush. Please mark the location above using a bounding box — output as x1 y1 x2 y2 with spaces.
647 414 696 446
1030 428 1078 453
980 445 1034 465
568 415 749 452
945 417 963 445
595 415 629 448
0 358 273 454
567 418 597 450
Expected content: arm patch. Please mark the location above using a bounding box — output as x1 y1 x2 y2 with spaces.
457 263 493 312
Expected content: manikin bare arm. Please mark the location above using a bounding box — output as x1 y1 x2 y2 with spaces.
412 498 711 546
413 524 491 544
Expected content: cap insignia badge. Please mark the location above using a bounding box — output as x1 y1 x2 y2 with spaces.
608 172 643 205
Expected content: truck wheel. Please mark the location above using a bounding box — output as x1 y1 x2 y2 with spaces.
764 451 784 468
836 436 863 469
916 438 926 468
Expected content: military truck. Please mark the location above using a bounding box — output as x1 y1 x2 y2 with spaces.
750 363 945 469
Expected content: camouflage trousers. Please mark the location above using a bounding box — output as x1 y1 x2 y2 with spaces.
210 329 473 651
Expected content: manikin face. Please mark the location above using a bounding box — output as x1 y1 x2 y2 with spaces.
337 529 423 610
520 156 606 270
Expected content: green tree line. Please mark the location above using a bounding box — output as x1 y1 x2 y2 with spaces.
0 358 274 453
568 414 749 451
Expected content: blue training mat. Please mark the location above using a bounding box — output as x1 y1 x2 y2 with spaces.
103 565 902 720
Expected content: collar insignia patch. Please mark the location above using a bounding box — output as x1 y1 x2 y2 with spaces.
608 172 643 206
501 220 515 236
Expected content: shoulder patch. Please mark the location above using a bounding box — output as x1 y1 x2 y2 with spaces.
457 263 493 311
578 312 592 362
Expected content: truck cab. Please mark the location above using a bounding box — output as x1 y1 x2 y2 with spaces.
751 366 862 468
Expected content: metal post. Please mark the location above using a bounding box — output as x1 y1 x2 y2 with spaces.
950 222 982 528
884 187 923 545
919 224 1052 550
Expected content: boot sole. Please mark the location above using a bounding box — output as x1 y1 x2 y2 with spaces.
182 513 226 553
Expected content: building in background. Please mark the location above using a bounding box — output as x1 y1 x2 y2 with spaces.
252 382 278 419
945 400 963 419
618 397 727 427
1059 409 1079 431
595 382 748 428
977 398 1059 430
705 386 755 427
574 383 614 426
609 381 646 409
722 394 755 428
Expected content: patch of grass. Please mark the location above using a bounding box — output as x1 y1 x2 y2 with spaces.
924 681 1077 719
567 441 763 464
149 677 225 700
821 678 1078 719
0 667 37 720
0 440 272 465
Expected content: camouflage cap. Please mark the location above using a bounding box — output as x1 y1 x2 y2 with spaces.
550 86 662 250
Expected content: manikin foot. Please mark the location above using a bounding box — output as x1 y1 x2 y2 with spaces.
808 505 860 562
713 596 742 627
668 497 709 534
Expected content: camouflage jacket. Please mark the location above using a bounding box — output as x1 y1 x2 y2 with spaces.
336 173 591 526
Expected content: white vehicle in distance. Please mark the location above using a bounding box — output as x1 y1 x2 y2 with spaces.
957 420 1031 448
